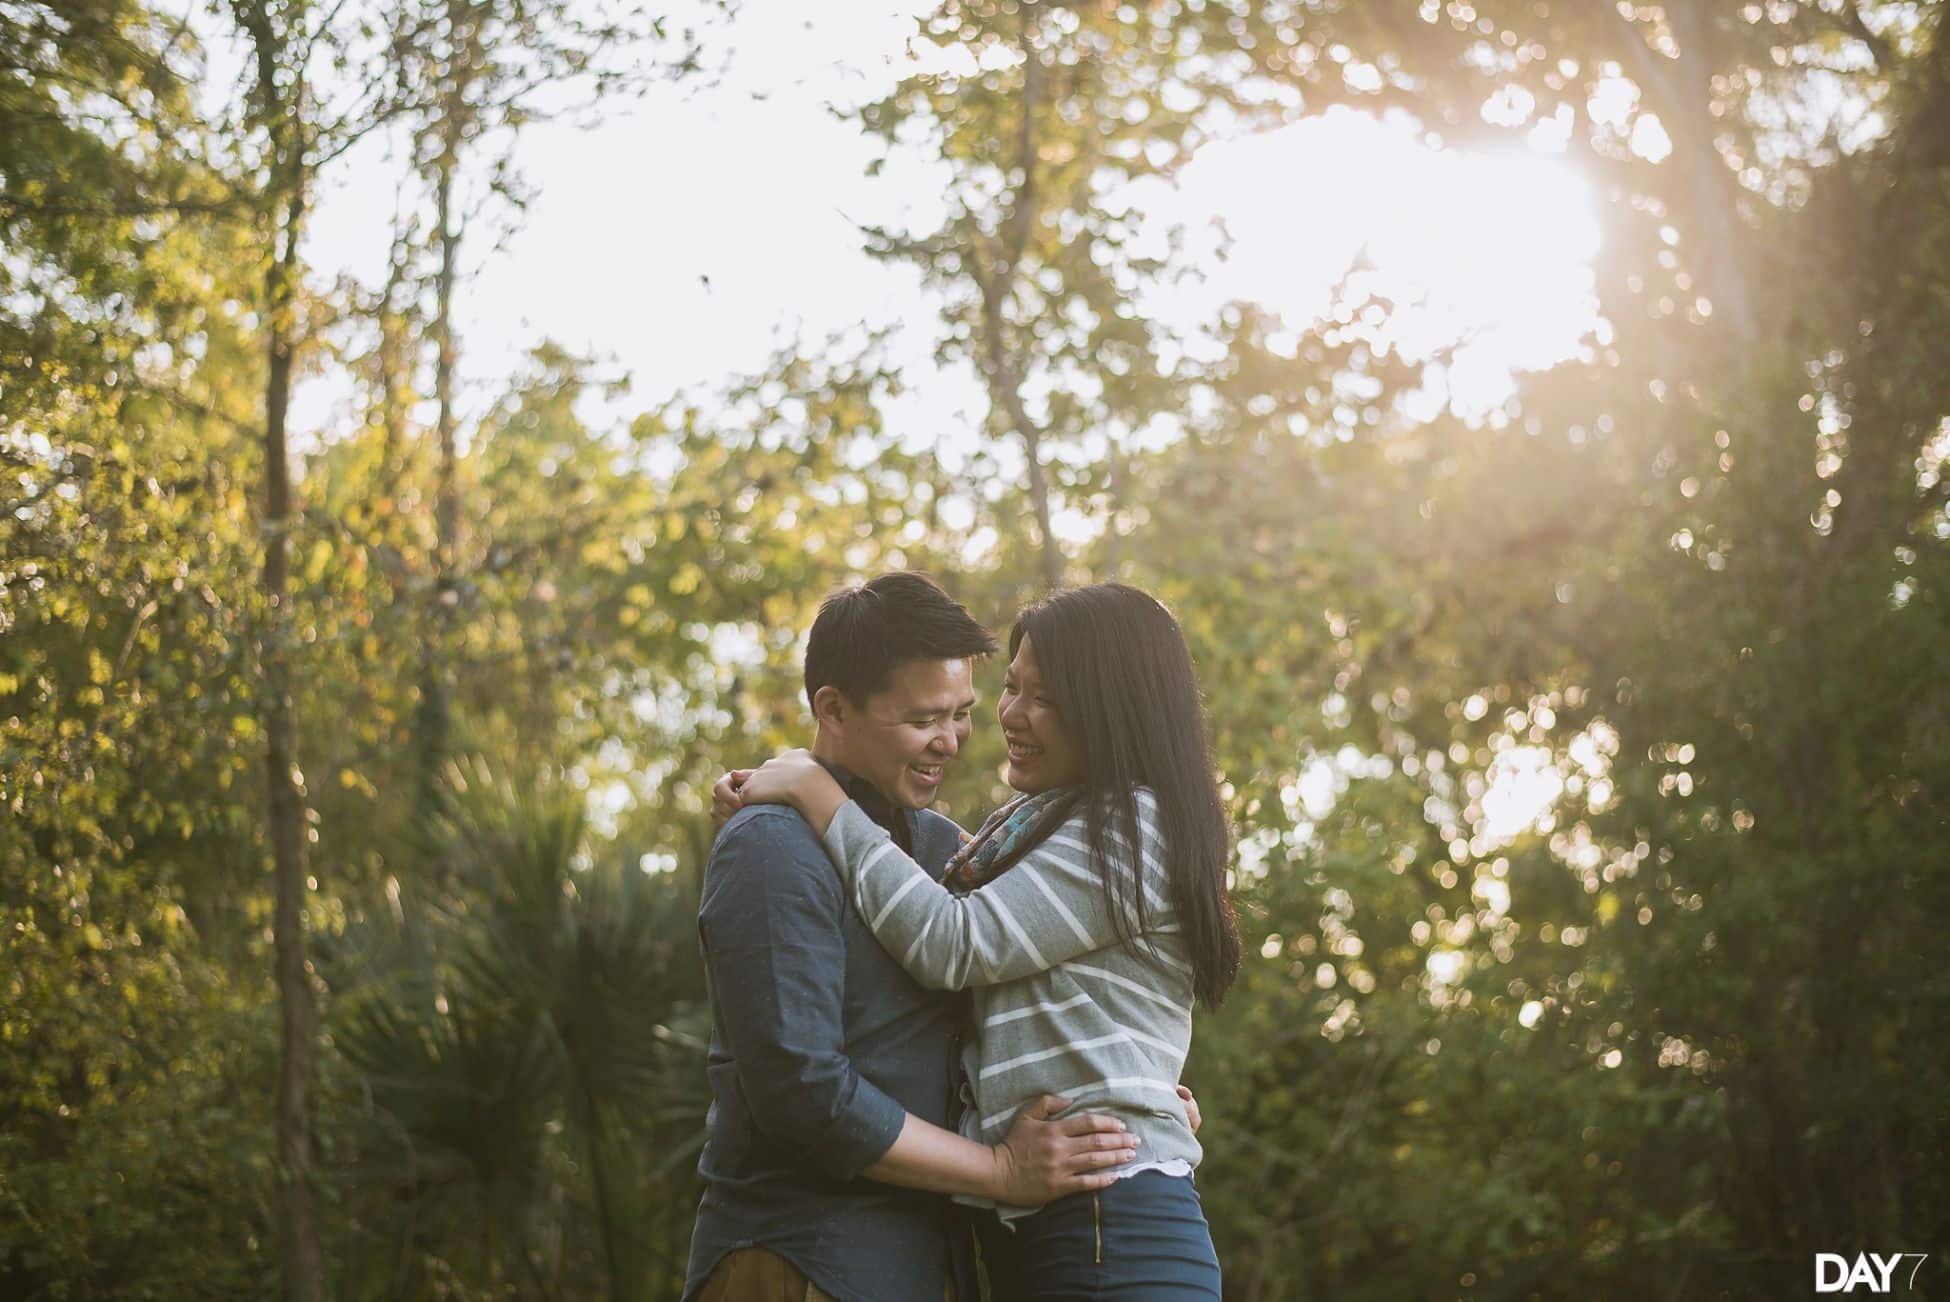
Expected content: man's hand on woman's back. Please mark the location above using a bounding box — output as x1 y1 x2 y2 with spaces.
992 1095 1136 1205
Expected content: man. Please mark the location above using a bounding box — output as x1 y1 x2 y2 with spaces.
684 573 1134 1302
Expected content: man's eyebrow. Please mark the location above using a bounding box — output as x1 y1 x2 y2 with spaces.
908 698 978 717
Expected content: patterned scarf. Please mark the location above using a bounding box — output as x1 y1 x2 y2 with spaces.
942 787 1079 895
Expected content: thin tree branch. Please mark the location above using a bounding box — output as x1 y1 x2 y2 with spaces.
0 192 245 220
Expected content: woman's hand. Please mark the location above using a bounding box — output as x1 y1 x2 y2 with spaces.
736 749 827 810
720 750 849 837
990 1095 1135 1206
710 770 753 829
1176 1083 1202 1136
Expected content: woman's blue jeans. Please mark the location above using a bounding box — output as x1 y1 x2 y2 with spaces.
976 1171 1222 1299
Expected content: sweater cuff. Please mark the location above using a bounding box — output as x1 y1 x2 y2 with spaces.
821 799 890 878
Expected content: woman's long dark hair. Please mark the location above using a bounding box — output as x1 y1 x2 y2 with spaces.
992 583 1241 1009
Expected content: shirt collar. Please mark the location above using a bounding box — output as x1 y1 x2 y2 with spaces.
816 757 915 853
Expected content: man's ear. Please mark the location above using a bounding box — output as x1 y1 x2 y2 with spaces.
811 685 850 735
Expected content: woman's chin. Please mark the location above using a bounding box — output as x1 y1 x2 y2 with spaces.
1006 761 1051 794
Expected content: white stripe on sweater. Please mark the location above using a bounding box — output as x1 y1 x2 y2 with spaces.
1045 829 1171 919
981 1075 1184 1131
984 892 1047 980
901 913 936 970
1118 1023 1185 1059
1033 837 1176 930
1021 864 1094 949
1150 943 1194 975
984 993 1092 1028
868 862 928 930
980 1022 1184 1079
1067 962 1184 1014
979 1032 1134 1079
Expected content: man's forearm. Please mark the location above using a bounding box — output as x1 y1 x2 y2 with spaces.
861 1112 1000 1200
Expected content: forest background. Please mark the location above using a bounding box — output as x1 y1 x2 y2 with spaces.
5 0 1948 1298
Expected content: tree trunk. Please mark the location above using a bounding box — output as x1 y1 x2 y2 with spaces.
434 144 459 584
1611 5 1759 355
265 246 326 1302
977 271 1063 590
375 221 415 482
976 9 1063 590
252 34 326 1296
417 135 460 814
236 1 325 1288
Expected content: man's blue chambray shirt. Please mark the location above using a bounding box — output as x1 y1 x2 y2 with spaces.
682 768 973 1302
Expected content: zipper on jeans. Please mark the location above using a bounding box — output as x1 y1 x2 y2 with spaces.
1092 1191 1102 1265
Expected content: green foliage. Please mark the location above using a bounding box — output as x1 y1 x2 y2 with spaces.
329 757 709 1299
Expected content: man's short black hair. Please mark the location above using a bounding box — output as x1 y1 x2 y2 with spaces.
804 572 997 711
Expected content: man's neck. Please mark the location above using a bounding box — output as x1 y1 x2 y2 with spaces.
811 736 884 802
810 733 849 772
810 735 913 852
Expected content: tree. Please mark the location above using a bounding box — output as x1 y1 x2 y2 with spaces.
221 0 422 1290
856 0 1293 586
2 4 280 1296
396 0 725 812
1121 3 1950 1293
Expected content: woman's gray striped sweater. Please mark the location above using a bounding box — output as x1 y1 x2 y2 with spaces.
820 787 1201 1214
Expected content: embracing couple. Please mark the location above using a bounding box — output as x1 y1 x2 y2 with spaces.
682 573 1242 1301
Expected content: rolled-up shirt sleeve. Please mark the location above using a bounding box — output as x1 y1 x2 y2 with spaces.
698 810 908 1179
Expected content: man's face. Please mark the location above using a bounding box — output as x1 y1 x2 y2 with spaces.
835 657 977 810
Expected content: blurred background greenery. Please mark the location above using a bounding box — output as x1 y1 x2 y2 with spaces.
4 0 1948 1297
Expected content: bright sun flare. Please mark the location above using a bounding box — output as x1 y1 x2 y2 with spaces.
1138 107 1603 421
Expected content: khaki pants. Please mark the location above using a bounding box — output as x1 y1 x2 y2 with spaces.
696 1248 836 1302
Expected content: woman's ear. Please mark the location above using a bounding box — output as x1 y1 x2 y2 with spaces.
811 685 849 736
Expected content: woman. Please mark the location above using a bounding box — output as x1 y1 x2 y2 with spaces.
723 583 1241 1299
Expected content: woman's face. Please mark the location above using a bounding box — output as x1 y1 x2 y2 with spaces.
997 634 1085 792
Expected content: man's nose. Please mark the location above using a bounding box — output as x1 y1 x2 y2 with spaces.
933 722 960 757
